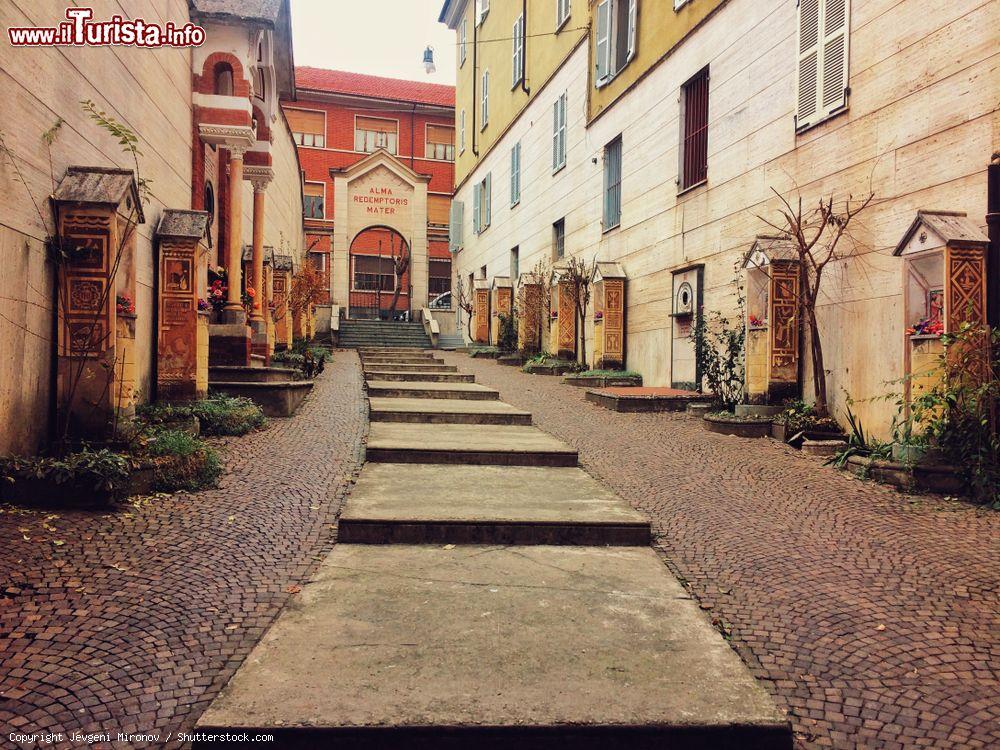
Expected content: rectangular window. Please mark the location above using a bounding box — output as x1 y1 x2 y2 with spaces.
556 0 571 28
510 246 519 280
355 116 398 154
553 218 565 260
459 110 466 153
477 0 490 25
473 173 492 233
480 265 487 279
552 92 567 171
796 0 850 131
679 67 709 191
353 255 395 291
286 109 325 148
310 252 326 272
429 259 452 297
426 125 455 161
460 18 467 66
512 14 525 87
510 141 521 206
303 182 325 219
481 70 490 128
595 0 637 87
603 135 622 229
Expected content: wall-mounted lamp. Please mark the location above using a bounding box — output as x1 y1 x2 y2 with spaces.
423 46 436 75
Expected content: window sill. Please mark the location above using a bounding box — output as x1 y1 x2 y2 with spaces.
555 15 570 33
795 106 849 136
552 162 566 176
677 179 707 197
601 221 620 235
511 199 520 209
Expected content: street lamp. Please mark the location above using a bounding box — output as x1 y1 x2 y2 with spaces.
422 46 436 75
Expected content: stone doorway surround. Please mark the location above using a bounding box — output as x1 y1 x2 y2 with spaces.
330 150 430 317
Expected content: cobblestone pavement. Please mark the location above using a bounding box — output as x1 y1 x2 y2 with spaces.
0 352 366 749
442 353 1000 750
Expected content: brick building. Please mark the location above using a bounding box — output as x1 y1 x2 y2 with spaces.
284 68 455 320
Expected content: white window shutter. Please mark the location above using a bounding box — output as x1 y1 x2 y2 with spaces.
796 0 821 129
473 182 481 234
820 0 850 117
627 0 638 62
595 0 610 84
484 173 492 227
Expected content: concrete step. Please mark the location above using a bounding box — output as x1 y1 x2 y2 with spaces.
368 397 532 425
364 371 475 383
208 380 313 417
366 423 578 467
362 363 455 372
339 464 650 545
358 347 431 354
195 545 791 749
366 381 500 400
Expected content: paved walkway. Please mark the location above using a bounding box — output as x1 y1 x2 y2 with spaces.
440 353 1000 750
0 353 366 748
198 348 788 747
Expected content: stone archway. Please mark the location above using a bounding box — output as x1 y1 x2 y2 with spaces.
349 226 411 320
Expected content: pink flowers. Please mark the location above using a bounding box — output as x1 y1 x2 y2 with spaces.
116 293 135 316
906 317 944 337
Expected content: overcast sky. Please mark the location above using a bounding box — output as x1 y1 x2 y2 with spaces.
290 0 457 84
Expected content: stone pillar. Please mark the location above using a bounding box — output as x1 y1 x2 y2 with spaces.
517 280 542 354
250 183 266 323
555 280 577 361
224 146 247 319
473 280 490 344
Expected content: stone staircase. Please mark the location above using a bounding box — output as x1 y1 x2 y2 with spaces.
338 319 431 349
197 347 791 748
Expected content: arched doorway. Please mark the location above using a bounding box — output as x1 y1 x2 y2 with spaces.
349 226 411 320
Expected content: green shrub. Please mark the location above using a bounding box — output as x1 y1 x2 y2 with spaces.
192 395 267 436
497 312 518 353
570 369 641 378
0 449 132 493
145 429 222 492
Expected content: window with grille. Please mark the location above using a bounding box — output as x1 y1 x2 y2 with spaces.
355 117 398 154
429 259 452 296
510 246 519 280
426 125 455 161
473 173 492 234
603 135 622 229
553 218 565 259
287 109 325 148
552 92 567 171
353 256 395 291
512 14 525 87
303 182 325 219
510 141 521 206
679 67 709 191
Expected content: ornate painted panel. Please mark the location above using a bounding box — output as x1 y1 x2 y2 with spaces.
557 281 576 358
946 247 986 328
474 288 490 343
769 262 799 383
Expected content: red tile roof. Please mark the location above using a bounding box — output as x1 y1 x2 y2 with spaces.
295 67 455 108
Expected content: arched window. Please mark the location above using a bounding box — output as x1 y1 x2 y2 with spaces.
213 62 234 96
204 182 215 247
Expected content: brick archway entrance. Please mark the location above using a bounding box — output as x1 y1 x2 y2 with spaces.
349 226 411 320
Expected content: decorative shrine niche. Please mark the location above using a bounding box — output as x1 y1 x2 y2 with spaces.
742 238 801 404
51 167 144 439
893 211 990 402
516 273 544 354
490 276 512 346
593 262 627 370
550 261 577 361
473 278 490 344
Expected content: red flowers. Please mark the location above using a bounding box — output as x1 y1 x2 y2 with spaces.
116 293 135 315
906 317 944 337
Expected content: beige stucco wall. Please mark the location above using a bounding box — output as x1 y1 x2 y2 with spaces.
0 0 194 455
451 0 999 436
253 109 305 261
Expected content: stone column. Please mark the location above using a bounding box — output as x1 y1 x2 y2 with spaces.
224 145 248 319
250 180 267 323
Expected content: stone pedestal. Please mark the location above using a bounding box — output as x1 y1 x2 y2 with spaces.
553 280 576 361
251 319 270 365
209 322 252 366
490 277 513 346
593 264 626 369
517 279 543 354
473 279 490 344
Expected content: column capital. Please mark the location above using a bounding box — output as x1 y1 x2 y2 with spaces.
245 165 274 193
227 143 252 160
